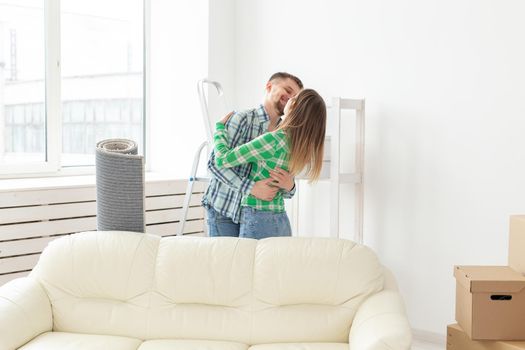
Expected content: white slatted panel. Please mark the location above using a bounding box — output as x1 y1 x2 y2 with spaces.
0 254 40 274
0 202 96 225
0 217 97 241
0 187 96 207
0 271 29 286
146 219 205 237
0 178 207 286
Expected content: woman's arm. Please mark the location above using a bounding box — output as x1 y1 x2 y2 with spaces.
206 111 255 195
214 122 277 168
269 167 295 192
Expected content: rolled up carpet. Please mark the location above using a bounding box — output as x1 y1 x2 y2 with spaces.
96 139 145 232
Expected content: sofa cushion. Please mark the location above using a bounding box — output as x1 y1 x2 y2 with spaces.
30 231 159 339
138 339 248 350
254 238 382 306
33 231 159 300
17 332 141 350
155 236 256 306
146 237 257 344
250 237 384 344
248 344 348 350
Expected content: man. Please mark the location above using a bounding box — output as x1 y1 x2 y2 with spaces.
202 72 303 236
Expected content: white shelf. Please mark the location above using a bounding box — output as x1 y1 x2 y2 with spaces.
339 172 362 184
292 97 365 243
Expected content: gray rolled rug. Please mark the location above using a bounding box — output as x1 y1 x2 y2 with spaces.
96 139 145 232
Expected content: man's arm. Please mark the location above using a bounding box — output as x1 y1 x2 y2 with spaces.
205 110 255 195
207 111 277 200
252 179 279 201
207 151 254 195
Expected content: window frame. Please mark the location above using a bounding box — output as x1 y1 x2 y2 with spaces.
0 0 150 179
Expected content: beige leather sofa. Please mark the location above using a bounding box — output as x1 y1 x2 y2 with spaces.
0 231 412 350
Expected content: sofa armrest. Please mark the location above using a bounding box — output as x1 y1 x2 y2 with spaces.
348 268 412 350
0 277 52 350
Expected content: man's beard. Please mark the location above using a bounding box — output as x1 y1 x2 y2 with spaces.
275 100 285 116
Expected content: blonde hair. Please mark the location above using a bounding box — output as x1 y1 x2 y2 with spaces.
278 89 326 181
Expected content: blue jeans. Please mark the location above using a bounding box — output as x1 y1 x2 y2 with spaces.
239 207 291 239
206 208 240 237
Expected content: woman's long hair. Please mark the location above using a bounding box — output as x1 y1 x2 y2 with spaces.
278 89 326 181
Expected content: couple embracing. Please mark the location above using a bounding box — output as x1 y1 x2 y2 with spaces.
202 72 326 239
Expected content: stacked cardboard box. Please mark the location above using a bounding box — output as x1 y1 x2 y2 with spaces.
447 216 525 350
448 324 525 350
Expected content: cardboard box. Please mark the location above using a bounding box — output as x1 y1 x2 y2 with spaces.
509 215 525 275
454 265 525 340
447 324 525 350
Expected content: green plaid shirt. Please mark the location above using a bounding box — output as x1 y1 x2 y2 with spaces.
214 122 290 212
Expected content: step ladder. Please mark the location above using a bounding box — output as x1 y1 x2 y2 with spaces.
177 79 226 236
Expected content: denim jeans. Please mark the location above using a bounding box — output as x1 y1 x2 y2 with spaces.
206 208 240 237
239 207 291 239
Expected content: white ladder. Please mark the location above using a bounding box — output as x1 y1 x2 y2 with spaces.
177 79 226 236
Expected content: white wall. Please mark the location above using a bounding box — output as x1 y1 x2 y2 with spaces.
149 0 237 177
208 0 236 117
149 0 208 176
229 0 525 337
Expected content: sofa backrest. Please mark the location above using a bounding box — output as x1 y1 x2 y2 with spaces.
31 231 384 344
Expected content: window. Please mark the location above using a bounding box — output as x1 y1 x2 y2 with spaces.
0 0 145 176
61 0 144 167
0 0 46 166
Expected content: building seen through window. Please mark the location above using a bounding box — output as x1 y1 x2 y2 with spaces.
0 0 144 168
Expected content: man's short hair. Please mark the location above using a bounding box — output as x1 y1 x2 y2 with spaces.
269 72 303 89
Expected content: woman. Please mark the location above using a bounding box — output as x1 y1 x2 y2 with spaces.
214 88 326 239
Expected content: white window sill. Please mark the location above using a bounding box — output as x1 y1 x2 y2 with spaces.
0 172 184 193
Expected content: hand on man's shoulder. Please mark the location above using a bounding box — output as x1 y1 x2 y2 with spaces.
224 110 241 127
224 107 257 129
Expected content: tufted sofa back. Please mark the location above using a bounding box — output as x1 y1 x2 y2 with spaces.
31 231 384 344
